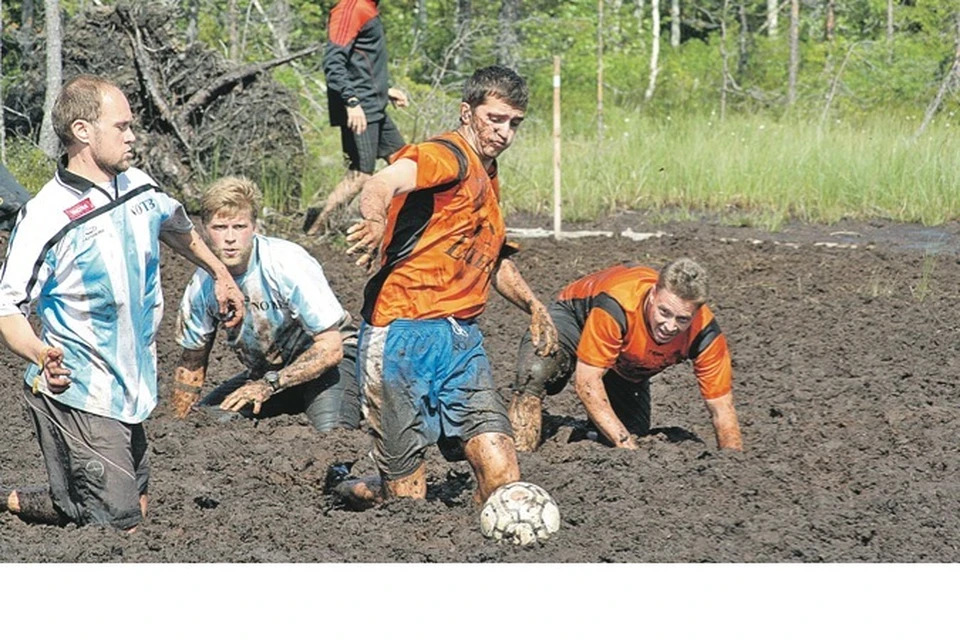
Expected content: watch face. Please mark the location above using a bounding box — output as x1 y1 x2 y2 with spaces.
265 371 280 390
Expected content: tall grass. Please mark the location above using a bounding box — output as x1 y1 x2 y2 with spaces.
499 110 960 229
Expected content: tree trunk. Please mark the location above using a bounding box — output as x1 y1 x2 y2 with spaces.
887 0 894 45
497 0 520 69
737 1 748 79
787 0 799 106
1 0 5 164
670 0 680 47
767 0 778 37
19 0 35 58
720 0 730 120
227 0 239 61
634 0 645 40
38 0 62 159
644 0 660 101
825 0 835 42
597 0 604 138
914 14 960 139
453 0 471 72
609 0 623 47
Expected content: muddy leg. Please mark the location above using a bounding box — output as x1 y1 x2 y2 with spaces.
7 487 62 525
509 392 544 452
464 432 521 505
384 463 427 500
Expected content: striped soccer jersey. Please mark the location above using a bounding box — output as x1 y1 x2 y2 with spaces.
0 163 194 422
557 263 733 400
176 234 352 374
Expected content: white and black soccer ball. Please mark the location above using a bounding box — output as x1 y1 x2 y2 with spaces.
479 481 561 546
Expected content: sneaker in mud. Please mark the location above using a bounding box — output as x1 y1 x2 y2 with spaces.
323 461 355 495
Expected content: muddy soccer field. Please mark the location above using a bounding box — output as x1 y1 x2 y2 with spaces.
1 215 958 563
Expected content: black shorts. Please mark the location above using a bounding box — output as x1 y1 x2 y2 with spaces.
513 303 652 433
24 385 149 529
340 114 405 174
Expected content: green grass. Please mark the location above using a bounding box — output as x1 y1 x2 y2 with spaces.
6 108 959 231
499 110 960 229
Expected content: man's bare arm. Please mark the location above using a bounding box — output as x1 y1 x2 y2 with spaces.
160 228 245 328
574 360 638 450
219 328 344 415
171 344 213 418
0 314 71 393
345 158 418 270
704 391 743 451
492 257 558 356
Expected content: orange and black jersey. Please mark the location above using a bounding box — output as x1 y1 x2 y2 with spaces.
361 131 515 325
557 263 733 400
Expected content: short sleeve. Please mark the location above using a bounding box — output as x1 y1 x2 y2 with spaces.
576 308 625 369
393 141 464 191
175 271 218 350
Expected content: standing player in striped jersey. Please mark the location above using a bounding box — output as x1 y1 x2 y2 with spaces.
332 66 558 510
304 0 408 235
171 176 360 432
0 75 244 530
509 258 744 452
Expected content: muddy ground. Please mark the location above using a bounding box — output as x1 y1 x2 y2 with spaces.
2 212 959 563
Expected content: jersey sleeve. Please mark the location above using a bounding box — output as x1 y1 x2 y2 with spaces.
157 192 194 235
393 141 465 191
176 271 218 350
692 333 733 400
576 308 625 370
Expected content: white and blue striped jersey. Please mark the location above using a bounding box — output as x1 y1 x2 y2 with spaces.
176 235 351 374
0 163 194 422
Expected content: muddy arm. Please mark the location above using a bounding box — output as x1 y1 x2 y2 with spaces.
492 257 558 356
704 391 743 451
270 328 343 390
574 360 637 450
161 228 245 328
172 345 213 418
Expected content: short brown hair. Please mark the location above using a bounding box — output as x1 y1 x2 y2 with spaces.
462 65 529 111
200 176 263 225
52 75 119 147
658 258 709 305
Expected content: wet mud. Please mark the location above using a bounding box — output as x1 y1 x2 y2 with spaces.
2 214 959 562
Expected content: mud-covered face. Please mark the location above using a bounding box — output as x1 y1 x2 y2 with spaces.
205 210 257 276
87 86 136 179
459 95 525 163
644 285 700 345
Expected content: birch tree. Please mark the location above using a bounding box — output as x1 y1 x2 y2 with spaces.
768 0 778 37
38 0 62 159
644 0 660 100
670 0 680 47
498 0 520 69
787 0 798 106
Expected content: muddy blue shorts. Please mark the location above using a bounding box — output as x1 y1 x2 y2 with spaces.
23 385 148 529
358 318 512 480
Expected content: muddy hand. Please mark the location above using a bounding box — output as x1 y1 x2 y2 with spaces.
216 278 245 329
220 380 271 416
530 305 559 356
41 346 71 393
346 218 384 271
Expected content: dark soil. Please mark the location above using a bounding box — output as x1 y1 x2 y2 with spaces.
2 213 959 563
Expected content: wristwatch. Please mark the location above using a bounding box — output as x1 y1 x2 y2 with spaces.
345 96 360 107
264 371 282 393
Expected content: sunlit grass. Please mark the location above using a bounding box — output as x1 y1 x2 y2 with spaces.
500 110 960 229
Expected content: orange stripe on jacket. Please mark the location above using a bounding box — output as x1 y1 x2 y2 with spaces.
328 0 379 47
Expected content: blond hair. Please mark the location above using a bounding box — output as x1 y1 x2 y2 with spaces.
200 176 263 225
658 258 709 305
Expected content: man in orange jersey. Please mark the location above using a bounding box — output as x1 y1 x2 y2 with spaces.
508 258 743 453
304 0 408 235
333 66 558 509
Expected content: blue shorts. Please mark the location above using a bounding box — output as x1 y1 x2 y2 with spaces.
357 318 512 480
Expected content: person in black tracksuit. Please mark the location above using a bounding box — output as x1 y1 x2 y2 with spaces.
0 164 30 232
305 0 408 235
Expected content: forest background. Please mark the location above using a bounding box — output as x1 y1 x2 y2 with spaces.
1 0 959 230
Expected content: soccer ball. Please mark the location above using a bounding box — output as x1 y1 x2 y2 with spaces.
479 481 561 546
